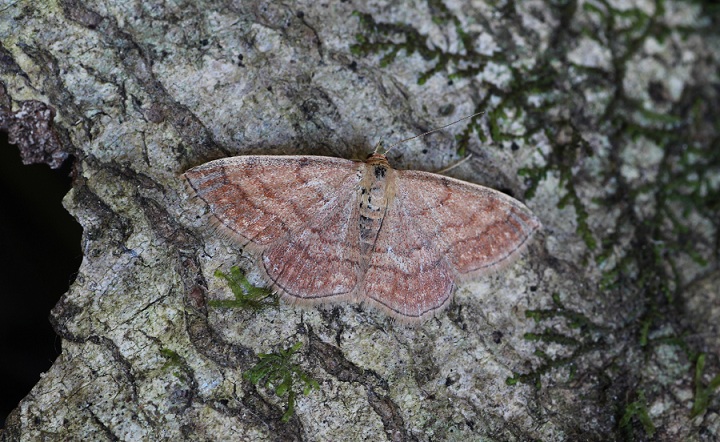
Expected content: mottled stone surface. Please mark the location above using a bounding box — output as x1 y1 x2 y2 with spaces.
0 0 718 440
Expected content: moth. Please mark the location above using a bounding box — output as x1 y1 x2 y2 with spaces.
184 146 541 322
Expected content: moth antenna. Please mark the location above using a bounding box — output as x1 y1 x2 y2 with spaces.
435 153 473 174
382 112 483 155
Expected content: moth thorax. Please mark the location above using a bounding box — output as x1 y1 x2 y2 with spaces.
358 164 394 253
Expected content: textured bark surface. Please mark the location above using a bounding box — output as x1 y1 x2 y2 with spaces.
1 0 719 440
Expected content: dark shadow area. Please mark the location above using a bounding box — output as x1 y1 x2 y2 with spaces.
0 133 82 428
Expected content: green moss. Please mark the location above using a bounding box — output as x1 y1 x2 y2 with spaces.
524 331 580 347
160 348 192 382
160 348 183 369
691 353 720 418
210 266 278 310
506 346 598 389
351 11 444 78
575 0 718 369
519 132 597 254
350 7 553 141
507 294 607 388
245 342 320 422
524 293 606 331
619 390 655 439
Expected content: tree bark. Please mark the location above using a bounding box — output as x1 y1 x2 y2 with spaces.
1 0 718 440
